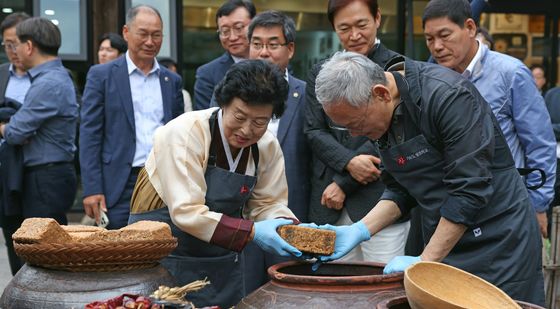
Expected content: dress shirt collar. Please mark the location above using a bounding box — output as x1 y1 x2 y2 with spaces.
27 58 62 80
125 51 160 76
462 40 483 79
231 54 245 63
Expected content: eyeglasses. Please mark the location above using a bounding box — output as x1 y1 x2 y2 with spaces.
328 99 370 133
251 42 289 51
1 41 19 53
217 23 246 38
134 31 163 42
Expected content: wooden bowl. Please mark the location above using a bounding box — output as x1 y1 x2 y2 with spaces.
404 261 521 309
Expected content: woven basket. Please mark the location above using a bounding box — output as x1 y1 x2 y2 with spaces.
14 238 177 272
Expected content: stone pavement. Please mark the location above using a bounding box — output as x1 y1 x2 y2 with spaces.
0 213 85 296
0 229 12 294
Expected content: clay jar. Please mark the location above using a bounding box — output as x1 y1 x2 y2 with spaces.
237 261 405 308
376 295 546 309
0 264 176 308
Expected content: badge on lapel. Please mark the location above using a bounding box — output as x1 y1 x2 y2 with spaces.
397 155 406 166
293 92 299 98
164 76 169 82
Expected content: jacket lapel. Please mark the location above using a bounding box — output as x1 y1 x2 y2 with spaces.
159 68 172 123
114 57 135 130
278 75 302 145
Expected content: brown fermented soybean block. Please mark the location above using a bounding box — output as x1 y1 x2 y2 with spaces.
277 225 336 255
12 218 73 244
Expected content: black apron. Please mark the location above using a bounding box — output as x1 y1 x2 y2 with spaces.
378 72 544 305
129 110 259 308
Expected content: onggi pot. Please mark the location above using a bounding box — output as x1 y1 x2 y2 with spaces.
0 264 176 308
376 295 546 309
237 261 405 308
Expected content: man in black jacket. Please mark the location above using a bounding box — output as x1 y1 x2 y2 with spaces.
304 0 409 263
0 12 30 276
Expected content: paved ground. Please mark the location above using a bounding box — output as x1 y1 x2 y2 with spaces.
0 229 12 295
0 213 85 296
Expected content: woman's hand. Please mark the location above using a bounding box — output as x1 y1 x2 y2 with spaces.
253 218 302 257
315 221 371 262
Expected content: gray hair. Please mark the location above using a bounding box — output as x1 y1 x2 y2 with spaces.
315 51 387 108
126 4 162 26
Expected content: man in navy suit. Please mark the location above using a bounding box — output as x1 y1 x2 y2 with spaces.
242 9 310 293
193 0 255 110
80 5 183 229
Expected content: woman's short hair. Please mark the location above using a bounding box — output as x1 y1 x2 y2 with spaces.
214 59 288 118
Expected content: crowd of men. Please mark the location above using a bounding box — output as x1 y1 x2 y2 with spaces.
0 0 557 307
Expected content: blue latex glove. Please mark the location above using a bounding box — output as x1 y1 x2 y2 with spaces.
253 218 302 257
383 256 421 274
316 221 371 263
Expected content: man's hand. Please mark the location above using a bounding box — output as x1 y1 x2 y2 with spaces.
536 211 548 238
321 182 346 210
345 155 381 185
383 256 421 274
315 221 371 262
83 194 107 225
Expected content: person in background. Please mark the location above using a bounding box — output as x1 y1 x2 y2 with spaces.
193 0 255 110
312 50 545 306
226 9 310 292
129 60 302 308
97 32 127 64
0 17 79 226
423 0 556 239
531 64 547 97
80 5 183 229
476 26 494 50
158 58 193 113
0 11 30 276
305 0 410 263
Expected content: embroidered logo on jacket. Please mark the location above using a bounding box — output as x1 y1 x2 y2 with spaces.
240 185 250 195
396 148 429 167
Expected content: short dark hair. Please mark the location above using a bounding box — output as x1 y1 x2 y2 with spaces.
477 26 494 50
422 0 472 29
327 0 379 28
158 58 176 69
16 17 61 56
0 12 30 34
99 32 127 54
126 4 162 26
214 59 287 118
216 0 256 24
248 10 296 43
530 64 546 73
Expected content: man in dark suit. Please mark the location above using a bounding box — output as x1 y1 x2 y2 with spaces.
0 12 30 276
193 0 255 110
305 0 410 263
80 5 183 229
221 10 309 293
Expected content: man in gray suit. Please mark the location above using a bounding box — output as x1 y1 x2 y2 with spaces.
0 12 30 276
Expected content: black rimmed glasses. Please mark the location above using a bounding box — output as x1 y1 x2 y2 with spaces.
250 41 289 51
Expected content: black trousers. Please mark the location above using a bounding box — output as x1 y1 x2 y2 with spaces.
2 214 24 275
22 162 77 225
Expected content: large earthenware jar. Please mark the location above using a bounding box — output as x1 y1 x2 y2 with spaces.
237 261 405 308
0 264 176 309
376 295 546 309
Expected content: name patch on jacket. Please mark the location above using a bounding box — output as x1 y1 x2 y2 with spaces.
396 148 429 166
